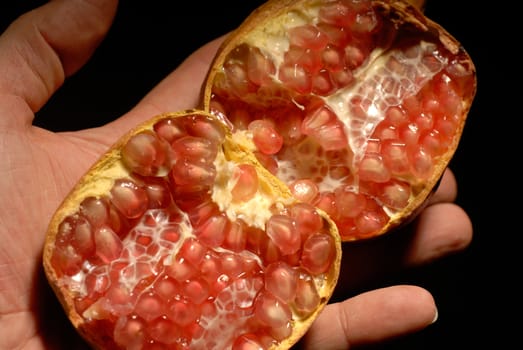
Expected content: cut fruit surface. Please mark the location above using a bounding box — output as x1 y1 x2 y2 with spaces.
44 111 341 349
205 0 476 241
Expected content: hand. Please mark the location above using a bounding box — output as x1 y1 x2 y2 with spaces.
0 1 472 349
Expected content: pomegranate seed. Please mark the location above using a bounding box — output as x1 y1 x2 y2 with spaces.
223 220 247 252
122 131 170 177
69 216 95 256
294 273 320 315
51 245 82 276
289 179 319 204
165 256 197 282
110 179 149 219
183 278 210 304
114 316 146 349
153 118 186 143
312 70 336 95
172 135 216 163
148 317 180 344
334 187 367 218
183 115 226 145
248 120 284 155
231 164 259 202
358 153 391 183
195 214 228 247
170 160 216 186
232 333 265 350
278 109 304 146
247 46 276 86
378 180 411 210
224 60 256 97
322 45 345 71
278 63 312 94
169 300 199 327
142 177 172 209
265 262 297 302
284 46 322 74
409 146 434 180
79 197 110 228
381 139 410 175
179 238 207 266
94 225 123 263
154 276 180 301
318 0 354 27
300 232 335 274
354 203 388 237
289 25 329 50
254 291 292 328
135 291 163 321
266 215 301 255
290 203 324 239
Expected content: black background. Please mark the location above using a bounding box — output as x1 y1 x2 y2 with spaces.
1 1 516 349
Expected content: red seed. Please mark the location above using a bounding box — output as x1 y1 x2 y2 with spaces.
266 215 301 255
300 232 335 274
121 130 171 176
289 179 319 204
294 273 320 315
114 316 146 349
249 120 284 155
254 291 292 328
231 164 259 202
265 262 297 302
110 179 149 219
94 225 123 263
232 333 265 350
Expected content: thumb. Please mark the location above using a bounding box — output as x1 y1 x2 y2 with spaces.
0 0 118 116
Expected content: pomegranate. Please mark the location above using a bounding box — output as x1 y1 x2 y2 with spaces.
43 0 476 349
204 0 476 241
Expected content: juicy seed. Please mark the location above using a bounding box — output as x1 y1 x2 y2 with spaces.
249 120 284 155
231 164 259 202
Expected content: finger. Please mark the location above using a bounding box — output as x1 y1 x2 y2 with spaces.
0 0 117 117
428 168 458 205
404 202 473 264
299 285 437 349
333 202 472 294
101 35 226 134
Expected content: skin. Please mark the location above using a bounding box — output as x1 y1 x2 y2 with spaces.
0 1 473 349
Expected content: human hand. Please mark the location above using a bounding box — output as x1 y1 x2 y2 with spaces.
0 1 472 349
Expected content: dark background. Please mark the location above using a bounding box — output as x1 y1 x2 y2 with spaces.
1 1 515 349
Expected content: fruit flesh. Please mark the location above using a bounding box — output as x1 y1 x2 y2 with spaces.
206 0 476 240
44 112 341 350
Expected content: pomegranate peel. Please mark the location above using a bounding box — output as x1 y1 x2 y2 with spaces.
43 110 341 349
204 0 476 241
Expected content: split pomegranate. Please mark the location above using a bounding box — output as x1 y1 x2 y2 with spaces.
204 0 476 241
43 0 476 349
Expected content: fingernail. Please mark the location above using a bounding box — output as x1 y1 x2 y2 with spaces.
431 306 439 324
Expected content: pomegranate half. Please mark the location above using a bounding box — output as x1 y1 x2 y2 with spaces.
204 0 476 241
43 0 476 349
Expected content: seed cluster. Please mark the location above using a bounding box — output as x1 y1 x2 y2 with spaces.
210 0 475 240
51 114 337 349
